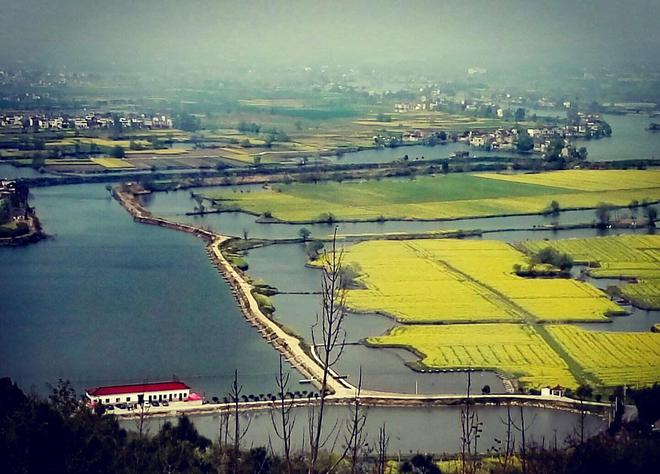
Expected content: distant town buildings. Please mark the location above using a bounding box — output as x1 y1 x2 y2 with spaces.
0 112 173 131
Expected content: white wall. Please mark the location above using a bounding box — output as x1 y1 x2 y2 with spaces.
89 389 190 405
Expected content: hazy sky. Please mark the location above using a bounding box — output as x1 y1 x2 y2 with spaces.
1 0 659 72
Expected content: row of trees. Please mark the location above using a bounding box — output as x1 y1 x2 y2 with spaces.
3 375 659 474
595 201 657 228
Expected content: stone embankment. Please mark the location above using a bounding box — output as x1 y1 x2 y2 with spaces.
113 187 354 398
116 392 613 421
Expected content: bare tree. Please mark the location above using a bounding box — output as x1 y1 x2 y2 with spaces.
328 369 368 473
228 369 252 474
309 228 348 471
134 401 151 439
459 370 483 474
375 423 390 474
192 194 205 213
270 355 296 473
133 401 151 472
215 400 231 472
345 371 368 474
490 404 515 473
519 406 527 474
512 406 536 474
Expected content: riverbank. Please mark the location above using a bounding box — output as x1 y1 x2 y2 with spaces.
114 391 613 421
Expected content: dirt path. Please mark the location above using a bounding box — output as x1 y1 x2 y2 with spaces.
114 187 355 397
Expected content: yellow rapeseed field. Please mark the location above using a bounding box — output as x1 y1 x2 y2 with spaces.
342 239 623 322
91 157 135 169
476 169 660 191
547 326 660 387
342 240 520 322
522 235 660 309
367 324 578 388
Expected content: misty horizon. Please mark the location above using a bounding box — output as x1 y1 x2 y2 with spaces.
1 0 659 74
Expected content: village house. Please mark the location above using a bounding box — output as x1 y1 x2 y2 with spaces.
541 385 566 397
0 112 174 131
85 381 194 406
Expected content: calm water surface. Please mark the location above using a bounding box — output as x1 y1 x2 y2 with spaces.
0 182 615 448
0 184 304 398
575 114 660 161
130 405 605 454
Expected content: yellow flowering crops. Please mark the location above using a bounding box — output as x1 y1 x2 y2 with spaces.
367 324 578 388
90 157 135 169
343 239 623 322
522 235 660 309
476 169 660 191
547 326 660 387
343 237 660 388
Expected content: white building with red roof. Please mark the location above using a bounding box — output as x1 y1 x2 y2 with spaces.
86 381 191 406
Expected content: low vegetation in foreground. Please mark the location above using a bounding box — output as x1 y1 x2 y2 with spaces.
521 235 660 310
2 377 660 474
367 324 577 388
341 239 622 323
202 170 660 222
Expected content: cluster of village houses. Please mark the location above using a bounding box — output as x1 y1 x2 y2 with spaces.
463 114 609 153
392 89 565 115
0 112 173 131
377 112 609 158
0 180 29 222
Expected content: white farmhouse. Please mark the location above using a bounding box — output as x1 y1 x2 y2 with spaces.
86 381 191 406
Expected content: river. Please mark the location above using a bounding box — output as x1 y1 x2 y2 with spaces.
574 113 660 161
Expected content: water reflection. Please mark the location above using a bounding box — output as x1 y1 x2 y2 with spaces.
130 404 605 454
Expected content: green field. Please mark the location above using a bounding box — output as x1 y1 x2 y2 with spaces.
203 171 660 222
521 235 660 309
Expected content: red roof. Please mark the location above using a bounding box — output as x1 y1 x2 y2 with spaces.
87 381 190 397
